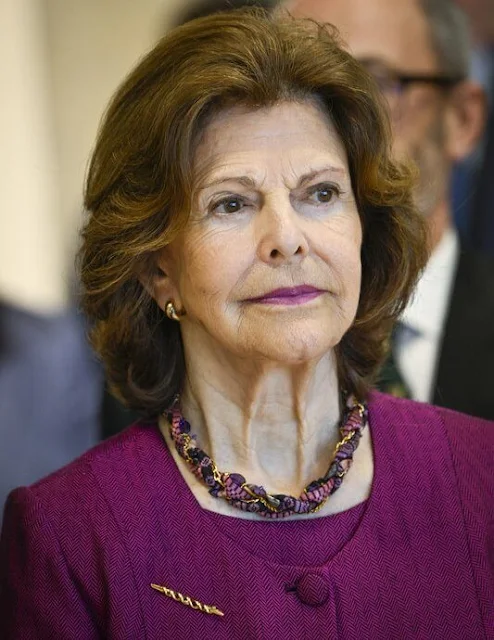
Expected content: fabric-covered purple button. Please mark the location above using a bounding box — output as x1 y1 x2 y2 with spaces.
295 573 330 607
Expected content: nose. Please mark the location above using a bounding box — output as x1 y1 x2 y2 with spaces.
256 196 309 265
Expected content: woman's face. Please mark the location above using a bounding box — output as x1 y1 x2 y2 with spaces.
154 100 362 364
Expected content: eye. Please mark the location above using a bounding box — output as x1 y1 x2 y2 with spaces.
210 195 246 215
308 183 340 204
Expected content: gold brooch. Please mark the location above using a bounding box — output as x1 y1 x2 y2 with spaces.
150 583 224 617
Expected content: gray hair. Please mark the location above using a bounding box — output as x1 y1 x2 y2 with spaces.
420 0 471 78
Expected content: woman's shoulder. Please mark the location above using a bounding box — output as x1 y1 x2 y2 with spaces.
431 403 494 511
4 421 163 525
370 390 494 494
0 422 162 638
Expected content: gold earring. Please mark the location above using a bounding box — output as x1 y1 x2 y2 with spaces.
165 301 181 322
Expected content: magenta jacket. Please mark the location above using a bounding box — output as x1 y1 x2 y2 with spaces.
1 393 493 639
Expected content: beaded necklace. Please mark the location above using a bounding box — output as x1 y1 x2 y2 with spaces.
166 395 368 519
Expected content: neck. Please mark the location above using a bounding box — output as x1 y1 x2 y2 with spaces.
178 340 342 497
427 197 452 252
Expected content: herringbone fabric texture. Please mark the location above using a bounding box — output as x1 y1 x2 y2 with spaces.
1 392 493 639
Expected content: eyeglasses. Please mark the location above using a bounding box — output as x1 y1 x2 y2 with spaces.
359 58 465 97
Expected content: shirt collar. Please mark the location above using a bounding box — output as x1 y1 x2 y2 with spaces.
401 227 459 338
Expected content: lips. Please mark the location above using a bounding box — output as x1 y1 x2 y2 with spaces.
248 285 325 306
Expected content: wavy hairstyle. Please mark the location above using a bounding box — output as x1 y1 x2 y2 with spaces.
80 8 428 416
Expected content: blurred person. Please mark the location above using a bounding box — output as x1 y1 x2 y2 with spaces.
455 0 494 252
455 0 494 44
0 304 101 519
448 0 494 247
0 0 101 518
1 9 493 638
290 0 494 419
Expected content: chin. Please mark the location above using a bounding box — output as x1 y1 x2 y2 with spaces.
246 326 340 364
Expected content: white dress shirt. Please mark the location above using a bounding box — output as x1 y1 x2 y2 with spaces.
395 228 459 402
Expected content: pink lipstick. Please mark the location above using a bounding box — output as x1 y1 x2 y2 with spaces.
248 285 324 306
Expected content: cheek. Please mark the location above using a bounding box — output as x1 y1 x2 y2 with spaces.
180 226 253 302
317 217 362 306
336 245 362 304
394 101 444 156
322 215 362 272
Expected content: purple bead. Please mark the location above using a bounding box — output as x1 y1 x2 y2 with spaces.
179 418 191 434
229 473 246 486
282 497 295 509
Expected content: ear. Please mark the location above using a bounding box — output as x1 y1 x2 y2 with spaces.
138 250 183 314
444 80 487 161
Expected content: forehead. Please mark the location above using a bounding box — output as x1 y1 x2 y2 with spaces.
194 100 349 177
289 0 438 71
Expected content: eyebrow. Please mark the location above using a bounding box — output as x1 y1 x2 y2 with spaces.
200 175 257 190
200 165 347 191
297 166 346 186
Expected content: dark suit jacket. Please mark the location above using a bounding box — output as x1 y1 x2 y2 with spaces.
433 248 494 419
470 59 494 253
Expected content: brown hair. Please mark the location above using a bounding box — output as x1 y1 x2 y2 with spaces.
80 8 428 416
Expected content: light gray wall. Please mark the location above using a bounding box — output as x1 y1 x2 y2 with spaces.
1 0 187 310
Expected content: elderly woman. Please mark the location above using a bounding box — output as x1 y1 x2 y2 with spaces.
1 9 493 640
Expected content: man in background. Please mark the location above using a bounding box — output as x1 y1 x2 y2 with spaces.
288 0 494 419
455 0 494 252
